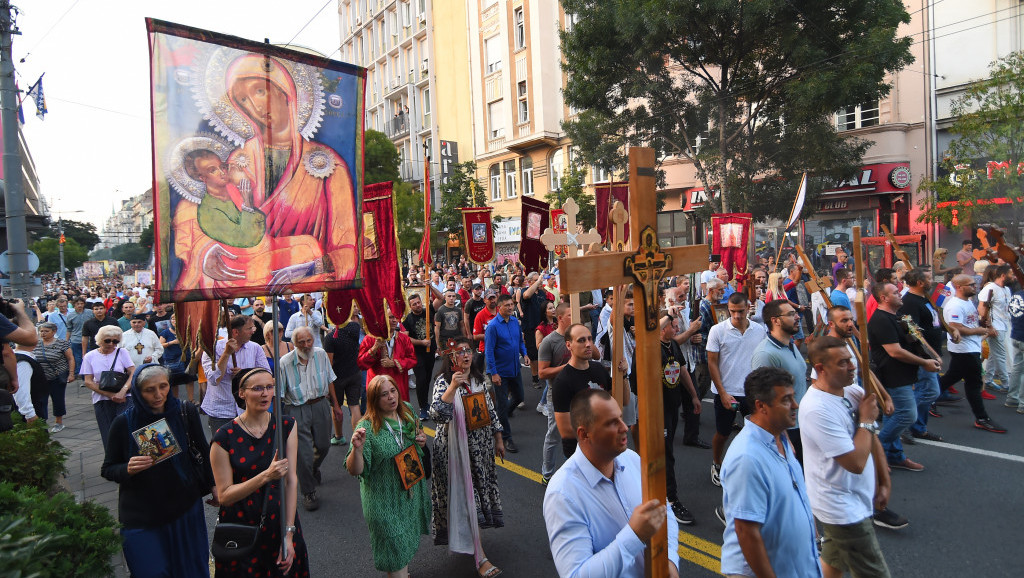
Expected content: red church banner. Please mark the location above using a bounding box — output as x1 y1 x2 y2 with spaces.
595 181 630 245
519 196 551 270
461 207 495 265
326 182 406 339
147 19 365 302
711 213 752 283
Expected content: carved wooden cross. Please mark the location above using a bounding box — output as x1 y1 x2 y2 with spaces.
609 200 629 252
558 148 708 578
540 198 602 323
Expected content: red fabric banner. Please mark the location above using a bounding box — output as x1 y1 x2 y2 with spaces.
461 207 495 265
326 182 406 338
711 213 752 285
419 156 432 266
519 196 551 270
550 209 566 259
595 181 630 245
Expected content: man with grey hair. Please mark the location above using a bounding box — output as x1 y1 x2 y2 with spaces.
279 325 336 511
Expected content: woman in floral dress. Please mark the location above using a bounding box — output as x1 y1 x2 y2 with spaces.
346 375 431 577
429 337 505 577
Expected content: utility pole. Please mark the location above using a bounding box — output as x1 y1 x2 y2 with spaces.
0 1 30 299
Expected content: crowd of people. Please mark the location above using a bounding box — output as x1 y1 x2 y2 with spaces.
3 240 1020 576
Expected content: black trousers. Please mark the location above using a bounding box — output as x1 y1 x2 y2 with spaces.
679 380 701 444
412 352 436 412
663 385 683 504
939 352 988 420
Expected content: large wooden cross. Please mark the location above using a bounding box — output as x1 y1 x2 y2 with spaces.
558 148 708 578
540 198 601 323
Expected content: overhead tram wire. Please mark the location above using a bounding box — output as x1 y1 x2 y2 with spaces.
282 0 334 50
17 0 81 63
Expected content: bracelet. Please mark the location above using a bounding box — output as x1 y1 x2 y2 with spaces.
285 525 296 534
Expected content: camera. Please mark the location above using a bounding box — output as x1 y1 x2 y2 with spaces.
0 297 17 320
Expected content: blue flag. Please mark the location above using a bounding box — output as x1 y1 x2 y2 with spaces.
27 74 46 120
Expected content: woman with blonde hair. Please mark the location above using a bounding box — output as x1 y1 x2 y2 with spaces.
346 375 430 577
261 321 293 371
82 325 135 449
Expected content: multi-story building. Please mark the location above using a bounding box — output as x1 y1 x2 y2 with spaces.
338 0 475 206
99 191 152 249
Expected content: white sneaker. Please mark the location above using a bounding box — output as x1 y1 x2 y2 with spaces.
50 423 65 433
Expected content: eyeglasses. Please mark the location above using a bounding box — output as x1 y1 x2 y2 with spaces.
103 339 120 344
245 385 276 394
774 311 800 319
453 348 473 356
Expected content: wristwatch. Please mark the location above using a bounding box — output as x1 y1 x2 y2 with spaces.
285 525 296 535
858 422 880 435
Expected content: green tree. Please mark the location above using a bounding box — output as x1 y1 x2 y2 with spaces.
29 237 88 274
560 0 914 222
393 180 424 253
433 161 484 249
918 52 1024 230
139 221 154 252
365 129 402 185
544 166 596 230
90 243 149 264
31 219 100 252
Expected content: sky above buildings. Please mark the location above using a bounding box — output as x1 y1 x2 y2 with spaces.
16 0 342 234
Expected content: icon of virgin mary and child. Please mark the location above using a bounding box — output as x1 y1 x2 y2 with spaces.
165 50 358 299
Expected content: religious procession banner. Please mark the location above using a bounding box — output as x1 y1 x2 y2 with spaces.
326 181 406 339
460 207 494 265
519 196 551 270
550 208 567 259
595 181 630 246
146 19 366 302
710 213 752 283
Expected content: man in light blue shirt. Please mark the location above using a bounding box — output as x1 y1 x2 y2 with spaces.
544 389 680 578
720 366 821 578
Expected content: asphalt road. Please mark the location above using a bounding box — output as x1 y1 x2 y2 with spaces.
197 365 1022 577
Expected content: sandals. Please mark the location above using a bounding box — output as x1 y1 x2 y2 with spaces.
478 559 502 577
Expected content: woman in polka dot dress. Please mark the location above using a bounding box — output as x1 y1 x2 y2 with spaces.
211 368 309 577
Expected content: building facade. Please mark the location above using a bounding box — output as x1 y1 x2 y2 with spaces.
98 190 152 249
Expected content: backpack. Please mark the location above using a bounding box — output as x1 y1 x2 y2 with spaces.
14 353 49 409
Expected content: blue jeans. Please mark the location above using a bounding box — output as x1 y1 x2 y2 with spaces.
983 332 1009 389
909 367 941 435
1007 339 1024 409
493 374 523 439
878 386 917 463
70 342 83 378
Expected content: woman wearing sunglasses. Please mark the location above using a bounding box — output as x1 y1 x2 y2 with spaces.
82 325 135 450
429 337 505 577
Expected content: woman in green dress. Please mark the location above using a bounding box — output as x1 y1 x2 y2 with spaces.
346 374 430 577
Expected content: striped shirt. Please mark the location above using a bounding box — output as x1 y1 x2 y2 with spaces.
201 340 270 419
278 347 335 405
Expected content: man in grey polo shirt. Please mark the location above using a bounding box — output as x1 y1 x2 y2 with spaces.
752 298 808 460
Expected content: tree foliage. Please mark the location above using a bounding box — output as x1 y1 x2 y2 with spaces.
544 166 596 230
434 161 484 249
31 219 100 252
560 0 914 222
29 237 88 274
394 180 424 253
139 220 154 251
365 129 402 185
88 243 149 265
917 51 1024 230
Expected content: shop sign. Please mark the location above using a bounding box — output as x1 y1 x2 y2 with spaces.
819 200 848 211
822 162 911 195
439 140 459 186
493 218 521 243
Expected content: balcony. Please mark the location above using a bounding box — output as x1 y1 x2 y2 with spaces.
385 114 411 139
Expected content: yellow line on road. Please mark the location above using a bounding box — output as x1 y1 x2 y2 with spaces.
422 424 722 574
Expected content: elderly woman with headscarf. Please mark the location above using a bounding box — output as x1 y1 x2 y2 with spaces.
34 321 75 433
82 325 135 449
101 364 216 577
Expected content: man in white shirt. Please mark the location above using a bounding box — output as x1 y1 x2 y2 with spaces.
940 275 1006 433
706 292 768 486
285 294 326 348
700 254 722 296
801 335 895 576
978 264 1012 393
543 389 680 578
119 314 163 368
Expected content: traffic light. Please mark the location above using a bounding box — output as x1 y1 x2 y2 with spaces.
59 234 65 244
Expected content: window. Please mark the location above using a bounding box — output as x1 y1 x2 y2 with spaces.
490 164 501 200
517 81 527 98
593 166 610 183
518 99 529 124
488 101 505 139
835 100 879 131
522 157 534 196
564 11 579 32
505 160 518 198
484 36 502 73
550 149 564 191
422 88 430 114
514 8 526 50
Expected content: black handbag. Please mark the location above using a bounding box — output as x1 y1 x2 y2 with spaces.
210 435 275 562
98 350 130 393
179 403 213 497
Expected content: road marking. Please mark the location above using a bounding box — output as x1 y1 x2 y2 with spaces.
422 424 724 574
913 438 1024 464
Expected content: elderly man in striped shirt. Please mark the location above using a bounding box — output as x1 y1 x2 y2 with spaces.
201 315 270 436
279 326 337 512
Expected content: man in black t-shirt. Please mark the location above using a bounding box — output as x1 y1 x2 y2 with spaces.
402 293 435 420
552 323 611 458
249 299 275 346
521 272 555 386
82 302 118 353
147 302 173 336
324 318 364 446
897 268 947 442
867 282 941 472
463 283 486 335
434 290 465 352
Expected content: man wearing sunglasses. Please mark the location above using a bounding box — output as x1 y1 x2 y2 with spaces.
752 298 809 461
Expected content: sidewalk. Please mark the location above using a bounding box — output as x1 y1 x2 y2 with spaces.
54 379 127 578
